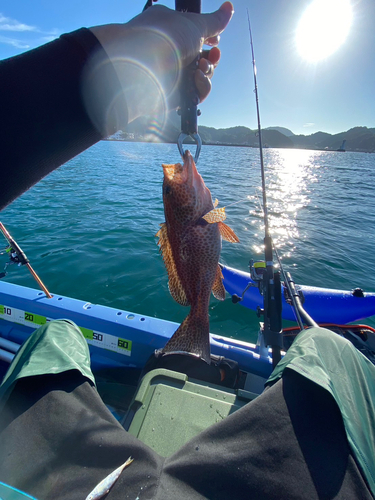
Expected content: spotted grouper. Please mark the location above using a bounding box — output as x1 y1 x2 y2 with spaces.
156 150 239 363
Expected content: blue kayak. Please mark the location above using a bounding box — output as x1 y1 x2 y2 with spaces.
0 280 274 380
221 265 375 324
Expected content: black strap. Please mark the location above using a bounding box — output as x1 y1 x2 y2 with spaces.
141 351 240 389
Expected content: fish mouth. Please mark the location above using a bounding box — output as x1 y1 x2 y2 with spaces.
162 162 183 183
162 150 201 188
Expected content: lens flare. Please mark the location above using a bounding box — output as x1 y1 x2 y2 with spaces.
296 0 352 62
81 29 181 135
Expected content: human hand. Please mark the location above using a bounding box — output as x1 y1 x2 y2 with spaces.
89 2 233 122
125 2 233 105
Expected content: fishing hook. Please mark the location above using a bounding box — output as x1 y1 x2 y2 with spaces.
177 132 202 163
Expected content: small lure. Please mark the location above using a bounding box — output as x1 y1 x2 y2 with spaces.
85 457 134 500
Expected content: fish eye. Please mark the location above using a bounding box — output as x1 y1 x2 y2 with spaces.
164 185 172 195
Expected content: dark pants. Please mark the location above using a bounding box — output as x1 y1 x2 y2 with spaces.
0 367 372 499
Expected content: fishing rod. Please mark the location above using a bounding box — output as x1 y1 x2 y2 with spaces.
247 11 317 365
0 222 52 298
247 11 283 368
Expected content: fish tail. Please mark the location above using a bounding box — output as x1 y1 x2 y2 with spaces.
162 312 211 364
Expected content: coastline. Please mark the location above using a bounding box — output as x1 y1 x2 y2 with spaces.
102 138 374 154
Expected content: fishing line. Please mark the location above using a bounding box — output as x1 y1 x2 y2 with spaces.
223 197 251 208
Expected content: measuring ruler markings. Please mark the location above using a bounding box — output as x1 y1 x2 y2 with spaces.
0 304 132 356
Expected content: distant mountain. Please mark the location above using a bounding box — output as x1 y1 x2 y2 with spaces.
119 115 375 153
265 126 295 137
199 125 252 145
291 127 375 152
124 115 294 149
196 126 294 148
291 131 332 149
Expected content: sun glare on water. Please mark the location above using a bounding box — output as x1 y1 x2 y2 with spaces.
296 0 352 62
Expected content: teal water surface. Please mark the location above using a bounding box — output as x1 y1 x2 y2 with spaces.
1 142 375 342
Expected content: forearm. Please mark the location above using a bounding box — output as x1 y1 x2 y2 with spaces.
0 3 233 211
0 28 126 211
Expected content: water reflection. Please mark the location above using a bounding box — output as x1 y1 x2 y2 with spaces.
250 149 319 259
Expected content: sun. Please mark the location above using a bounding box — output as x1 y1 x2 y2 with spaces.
296 0 352 62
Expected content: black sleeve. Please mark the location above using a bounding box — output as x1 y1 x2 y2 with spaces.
0 28 127 211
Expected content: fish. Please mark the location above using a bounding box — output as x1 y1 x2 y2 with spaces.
156 150 239 363
85 457 134 500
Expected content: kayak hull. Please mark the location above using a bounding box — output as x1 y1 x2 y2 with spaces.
221 265 375 324
0 280 273 380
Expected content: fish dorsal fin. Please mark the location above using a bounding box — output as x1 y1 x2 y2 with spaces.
212 264 226 301
156 223 190 306
217 222 240 243
202 206 226 224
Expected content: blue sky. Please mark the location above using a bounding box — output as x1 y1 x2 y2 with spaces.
1 0 374 135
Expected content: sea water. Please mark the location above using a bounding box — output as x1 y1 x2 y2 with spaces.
1 142 375 342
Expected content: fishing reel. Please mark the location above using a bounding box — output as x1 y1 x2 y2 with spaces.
250 260 267 282
231 259 267 304
0 245 22 278
0 222 52 297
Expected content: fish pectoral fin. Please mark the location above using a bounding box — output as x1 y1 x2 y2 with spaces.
156 223 190 306
212 265 226 301
218 222 240 243
202 207 226 223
